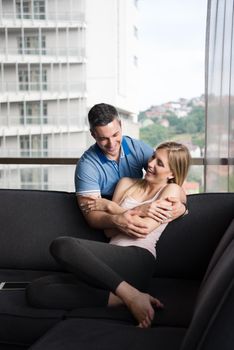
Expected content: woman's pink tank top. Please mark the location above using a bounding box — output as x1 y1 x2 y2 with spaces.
109 188 168 258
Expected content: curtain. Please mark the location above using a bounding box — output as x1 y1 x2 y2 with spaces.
205 0 234 191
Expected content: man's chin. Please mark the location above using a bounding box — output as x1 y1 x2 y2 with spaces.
106 149 119 156
108 153 118 158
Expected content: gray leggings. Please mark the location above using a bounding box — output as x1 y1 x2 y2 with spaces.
26 237 155 310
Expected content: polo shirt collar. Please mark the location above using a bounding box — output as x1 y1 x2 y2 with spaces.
95 136 130 164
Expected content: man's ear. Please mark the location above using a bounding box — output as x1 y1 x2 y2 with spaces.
90 129 96 139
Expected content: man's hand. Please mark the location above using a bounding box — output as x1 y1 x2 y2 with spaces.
133 197 186 223
133 199 173 223
166 197 186 220
111 210 151 238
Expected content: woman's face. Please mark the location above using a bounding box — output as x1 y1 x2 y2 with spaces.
144 148 174 184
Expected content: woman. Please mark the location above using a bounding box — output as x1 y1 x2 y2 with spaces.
26 142 191 329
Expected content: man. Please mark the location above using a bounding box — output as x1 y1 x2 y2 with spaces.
75 103 187 237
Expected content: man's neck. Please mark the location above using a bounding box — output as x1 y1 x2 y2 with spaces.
106 150 121 162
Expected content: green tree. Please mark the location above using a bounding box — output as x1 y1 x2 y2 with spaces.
138 111 147 122
186 106 205 133
140 124 169 147
192 134 205 149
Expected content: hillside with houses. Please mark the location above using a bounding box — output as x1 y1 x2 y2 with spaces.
138 95 205 193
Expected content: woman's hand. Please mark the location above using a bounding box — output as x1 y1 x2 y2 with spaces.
133 198 173 223
80 197 124 215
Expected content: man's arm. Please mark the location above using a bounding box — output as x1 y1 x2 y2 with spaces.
132 189 187 223
130 183 187 233
77 195 149 238
75 156 147 236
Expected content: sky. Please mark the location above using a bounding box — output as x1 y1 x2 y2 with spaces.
138 0 207 110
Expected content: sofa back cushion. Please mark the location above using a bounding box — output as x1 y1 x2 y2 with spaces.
0 189 107 270
1 190 234 278
180 239 234 350
154 193 234 279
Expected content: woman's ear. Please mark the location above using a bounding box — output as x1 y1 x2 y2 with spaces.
167 172 175 182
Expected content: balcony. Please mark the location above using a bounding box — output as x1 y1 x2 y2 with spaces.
0 81 86 102
0 47 86 64
0 11 86 28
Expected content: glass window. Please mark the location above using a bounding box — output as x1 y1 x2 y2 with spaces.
19 101 48 125
34 0 46 19
18 68 47 91
21 167 48 190
18 69 29 90
20 134 48 157
16 0 45 20
16 0 30 19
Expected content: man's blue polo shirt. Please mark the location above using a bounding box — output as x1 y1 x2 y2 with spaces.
75 136 153 198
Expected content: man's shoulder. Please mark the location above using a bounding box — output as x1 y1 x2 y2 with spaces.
77 145 100 170
80 144 96 157
79 145 98 163
123 135 150 148
123 136 153 154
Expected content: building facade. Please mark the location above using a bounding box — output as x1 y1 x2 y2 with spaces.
0 0 139 190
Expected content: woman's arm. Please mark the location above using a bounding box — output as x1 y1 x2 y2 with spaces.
81 177 137 215
132 183 186 234
132 184 186 224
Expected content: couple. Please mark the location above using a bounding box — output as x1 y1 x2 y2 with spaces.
27 103 191 329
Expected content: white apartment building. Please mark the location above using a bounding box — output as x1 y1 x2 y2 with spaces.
0 0 139 190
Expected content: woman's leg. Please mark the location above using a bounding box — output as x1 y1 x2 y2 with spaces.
50 236 155 293
26 273 109 309
50 236 162 327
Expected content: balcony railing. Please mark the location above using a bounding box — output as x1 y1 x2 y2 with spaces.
1 11 85 23
0 47 85 57
0 157 232 193
0 157 231 165
0 81 86 94
0 115 84 127
0 156 233 166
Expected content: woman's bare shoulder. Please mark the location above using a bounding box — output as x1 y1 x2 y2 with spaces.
112 177 138 203
118 177 137 187
159 183 184 199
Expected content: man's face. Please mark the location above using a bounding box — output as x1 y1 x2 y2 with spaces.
91 119 122 160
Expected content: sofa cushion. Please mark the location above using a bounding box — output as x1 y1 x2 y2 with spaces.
1 190 234 278
202 218 234 284
154 193 234 279
0 268 63 282
0 189 107 270
28 318 186 350
0 289 65 347
0 268 67 347
181 239 234 350
66 277 200 328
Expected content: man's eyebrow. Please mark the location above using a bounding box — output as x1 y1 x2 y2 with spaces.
99 131 120 138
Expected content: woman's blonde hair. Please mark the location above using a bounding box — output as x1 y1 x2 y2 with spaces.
119 141 191 204
156 141 191 186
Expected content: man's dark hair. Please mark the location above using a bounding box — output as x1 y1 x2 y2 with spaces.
88 103 120 130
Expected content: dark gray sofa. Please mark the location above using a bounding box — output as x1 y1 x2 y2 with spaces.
0 189 234 350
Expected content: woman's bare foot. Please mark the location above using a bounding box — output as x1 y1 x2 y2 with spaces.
115 281 163 328
129 292 163 328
